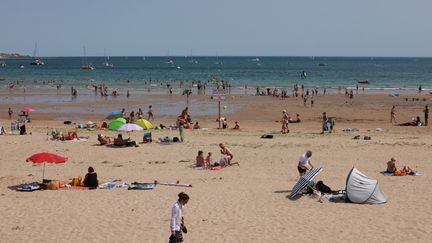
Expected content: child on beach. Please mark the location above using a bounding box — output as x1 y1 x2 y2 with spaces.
205 152 212 168
233 121 240 130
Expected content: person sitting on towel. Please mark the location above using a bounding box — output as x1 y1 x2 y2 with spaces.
114 134 138 147
298 150 315 176
387 157 415 176
196 150 205 168
83 166 99 189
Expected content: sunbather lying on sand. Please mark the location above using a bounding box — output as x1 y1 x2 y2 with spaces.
397 116 422 126
98 134 112 145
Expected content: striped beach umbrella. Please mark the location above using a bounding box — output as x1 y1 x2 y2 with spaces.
289 167 323 199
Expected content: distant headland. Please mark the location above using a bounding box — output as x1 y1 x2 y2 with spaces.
0 53 31 59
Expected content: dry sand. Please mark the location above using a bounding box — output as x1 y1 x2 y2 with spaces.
1 92 432 243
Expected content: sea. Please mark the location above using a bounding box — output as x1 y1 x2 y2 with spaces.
1 56 431 94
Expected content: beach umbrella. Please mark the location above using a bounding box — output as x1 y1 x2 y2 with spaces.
289 167 323 199
117 123 143 132
106 111 123 120
135 118 153 130
26 152 68 183
21 107 35 113
108 118 126 131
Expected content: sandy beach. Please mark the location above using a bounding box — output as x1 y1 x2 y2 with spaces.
1 91 431 243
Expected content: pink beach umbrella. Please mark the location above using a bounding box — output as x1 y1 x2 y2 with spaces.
21 107 35 113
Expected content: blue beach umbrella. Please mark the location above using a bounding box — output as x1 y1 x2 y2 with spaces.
106 111 123 120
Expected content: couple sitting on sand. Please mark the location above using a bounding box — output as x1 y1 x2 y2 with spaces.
98 134 138 147
386 157 416 176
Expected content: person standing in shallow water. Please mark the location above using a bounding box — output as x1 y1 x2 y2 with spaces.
8 108 13 120
390 106 396 124
424 105 429 126
170 192 189 243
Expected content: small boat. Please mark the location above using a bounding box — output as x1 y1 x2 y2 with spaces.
81 46 95 70
102 48 114 68
358 80 369 84
19 64 25 69
318 63 326 66
251 58 260 62
30 59 45 65
0 61 6 67
30 42 45 65
82 64 95 70
0 77 5 81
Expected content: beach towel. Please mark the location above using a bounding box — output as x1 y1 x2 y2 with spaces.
128 182 156 190
16 183 41 192
380 171 421 176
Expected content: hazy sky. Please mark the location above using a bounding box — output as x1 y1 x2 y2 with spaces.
1 0 431 57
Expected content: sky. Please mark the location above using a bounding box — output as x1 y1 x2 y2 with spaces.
1 0 431 57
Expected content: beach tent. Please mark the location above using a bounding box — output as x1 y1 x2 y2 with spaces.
108 118 126 131
346 167 386 204
135 119 153 130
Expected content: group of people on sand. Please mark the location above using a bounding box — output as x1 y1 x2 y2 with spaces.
51 130 88 141
386 157 416 176
97 133 139 147
195 143 237 169
391 105 429 126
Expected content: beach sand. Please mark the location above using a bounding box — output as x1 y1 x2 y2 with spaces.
0 92 431 242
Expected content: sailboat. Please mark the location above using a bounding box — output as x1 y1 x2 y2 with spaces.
215 52 222 66
188 49 198 64
102 48 114 68
30 42 45 65
81 46 95 70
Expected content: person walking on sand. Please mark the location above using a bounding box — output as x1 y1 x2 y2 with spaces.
8 107 13 120
424 105 429 126
281 110 289 134
148 105 154 121
170 192 189 243
390 106 397 124
297 150 315 176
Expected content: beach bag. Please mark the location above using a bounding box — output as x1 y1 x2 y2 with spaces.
71 177 82 186
315 180 332 193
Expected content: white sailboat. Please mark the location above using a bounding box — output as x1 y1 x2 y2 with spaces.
82 46 95 70
188 49 198 64
102 48 114 68
30 42 44 65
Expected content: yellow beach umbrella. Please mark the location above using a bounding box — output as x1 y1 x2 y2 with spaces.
135 119 153 130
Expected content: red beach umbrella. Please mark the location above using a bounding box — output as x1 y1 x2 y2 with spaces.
26 153 68 182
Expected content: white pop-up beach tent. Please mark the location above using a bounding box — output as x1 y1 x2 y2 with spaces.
346 167 387 204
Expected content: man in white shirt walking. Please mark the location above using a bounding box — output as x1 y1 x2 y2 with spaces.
170 192 190 243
